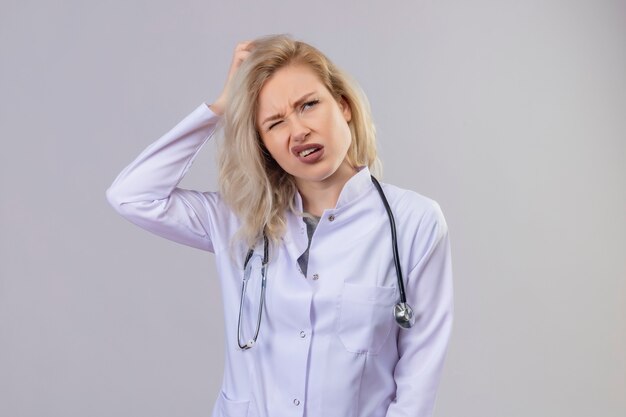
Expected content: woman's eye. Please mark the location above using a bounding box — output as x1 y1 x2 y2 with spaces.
267 100 318 131
301 100 319 111
268 120 282 130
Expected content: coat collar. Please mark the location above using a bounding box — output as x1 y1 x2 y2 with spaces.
293 166 373 213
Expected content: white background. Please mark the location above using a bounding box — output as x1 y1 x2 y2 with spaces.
1 0 624 416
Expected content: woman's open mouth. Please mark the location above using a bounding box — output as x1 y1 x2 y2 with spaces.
292 144 324 164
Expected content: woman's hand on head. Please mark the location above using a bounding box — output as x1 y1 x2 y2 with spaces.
209 40 253 116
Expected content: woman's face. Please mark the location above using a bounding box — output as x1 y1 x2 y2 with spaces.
255 64 354 190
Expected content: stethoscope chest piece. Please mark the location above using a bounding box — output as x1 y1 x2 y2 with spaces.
394 302 416 329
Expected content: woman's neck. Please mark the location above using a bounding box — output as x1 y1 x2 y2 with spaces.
296 163 358 217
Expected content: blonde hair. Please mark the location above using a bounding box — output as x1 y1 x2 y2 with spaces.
218 34 381 249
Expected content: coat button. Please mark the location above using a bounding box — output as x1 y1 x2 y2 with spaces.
312 273 319 280
293 398 301 406
300 331 306 338
328 214 335 222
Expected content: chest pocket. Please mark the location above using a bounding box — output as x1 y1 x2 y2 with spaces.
337 282 397 354
217 390 251 417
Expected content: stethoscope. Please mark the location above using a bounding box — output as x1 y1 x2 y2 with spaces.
237 175 416 350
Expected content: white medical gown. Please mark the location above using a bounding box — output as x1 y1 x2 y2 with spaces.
106 102 454 417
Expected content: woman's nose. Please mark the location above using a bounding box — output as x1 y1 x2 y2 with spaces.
289 116 310 142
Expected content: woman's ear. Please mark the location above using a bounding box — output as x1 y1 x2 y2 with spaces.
338 96 352 123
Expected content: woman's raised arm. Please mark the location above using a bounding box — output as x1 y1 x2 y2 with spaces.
106 103 222 251
105 41 253 252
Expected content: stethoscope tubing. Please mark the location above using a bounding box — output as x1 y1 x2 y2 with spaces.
237 175 415 349
238 234 269 350
370 175 407 305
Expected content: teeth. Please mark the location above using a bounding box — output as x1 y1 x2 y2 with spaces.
299 148 318 157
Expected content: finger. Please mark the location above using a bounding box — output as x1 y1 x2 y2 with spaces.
235 40 253 51
226 50 252 78
231 50 251 67
235 50 251 61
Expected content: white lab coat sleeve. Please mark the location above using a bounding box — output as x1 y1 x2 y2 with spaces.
386 203 454 417
106 102 222 252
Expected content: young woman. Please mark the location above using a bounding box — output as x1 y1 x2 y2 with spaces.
107 34 453 417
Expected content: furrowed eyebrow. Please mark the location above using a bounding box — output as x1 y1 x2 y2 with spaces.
261 92 316 126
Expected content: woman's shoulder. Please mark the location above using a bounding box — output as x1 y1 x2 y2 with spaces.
379 181 446 224
378 182 450 267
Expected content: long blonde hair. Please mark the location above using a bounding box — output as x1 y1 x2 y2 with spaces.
219 34 380 249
